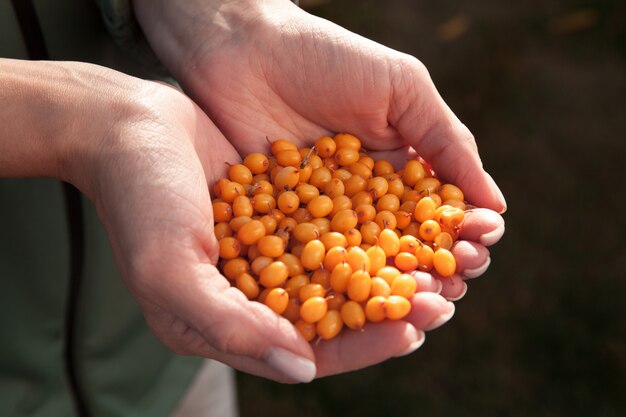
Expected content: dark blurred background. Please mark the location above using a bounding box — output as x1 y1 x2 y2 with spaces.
235 0 626 416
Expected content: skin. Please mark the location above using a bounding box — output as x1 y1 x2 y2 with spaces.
132 0 506 381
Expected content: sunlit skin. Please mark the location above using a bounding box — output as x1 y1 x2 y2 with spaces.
131 0 506 382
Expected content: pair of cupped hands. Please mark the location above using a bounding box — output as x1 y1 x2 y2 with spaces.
66 0 506 383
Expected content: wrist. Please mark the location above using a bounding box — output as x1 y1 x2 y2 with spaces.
132 0 300 82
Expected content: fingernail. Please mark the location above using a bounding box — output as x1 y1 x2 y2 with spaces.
435 279 443 294
463 257 491 279
393 331 426 357
424 302 456 330
446 282 468 301
480 223 505 246
265 347 316 383
486 172 507 213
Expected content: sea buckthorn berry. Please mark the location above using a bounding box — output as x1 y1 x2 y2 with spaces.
443 199 466 210
347 269 372 302
390 274 417 298
416 244 434 271
295 319 317 342
439 207 465 229
311 268 331 289
351 191 374 208
394 211 413 230
229 216 252 233
346 246 371 275
355 204 376 224
433 248 456 277
365 296 387 323
323 246 347 271
301 239 326 270
324 157 340 171
402 222 421 238
257 235 285 258
250 194 276 213
246 244 261 262
323 178 345 199
434 232 454 250
259 215 278 235
315 136 337 158
317 310 343 340
295 183 320 203
366 245 386 276
341 301 366 330
309 167 333 189
300 296 328 323
330 262 353 293
270 139 298 155
415 177 441 196
419 219 442 242
330 195 352 216
307 195 334 218
212 201 233 223
232 195 253 218
299 283 326 303
375 210 397 230
214 222 233 240
228 163 253 185
439 184 464 202
335 147 360 167
344 228 362 247
358 155 375 170
265 288 289 314
307 153 324 170
282 298 302 323
277 191 300 214
376 194 400 213
371 277 392 298
325 291 347 311
237 219 266 245
394 252 418 272
373 159 394 176
330 209 358 233
243 153 270 174
377 266 401 286
222 257 249 280
332 168 352 181
213 178 230 198
414 196 437 223
387 176 405 197
219 237 241 259
402 160 426 186
360 221 382 246
344 175 367 197
220 181 245 203
349 162 372 179
249 180 273 196
334 133 361 150
298 164 313 184
367 176 389 199
310 218 331 235
292 222 320 243
273 166 300 191
250 256 273 276
378 228 400 257
278 217 297 232
291 208 313 224
275 149 302 167
259 261 289 288
236 273 260 300
384 295 411 320
398 235 419 254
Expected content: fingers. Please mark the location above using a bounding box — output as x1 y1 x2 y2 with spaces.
388 57 506 213
158 263 317 383
458 208 506 246
314 321 422 378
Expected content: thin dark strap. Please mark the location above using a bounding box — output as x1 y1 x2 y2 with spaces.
10 2 90 416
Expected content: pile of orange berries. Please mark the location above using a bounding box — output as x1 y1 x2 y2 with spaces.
212 133 467 341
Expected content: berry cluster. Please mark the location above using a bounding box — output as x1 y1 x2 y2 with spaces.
212 133 466 341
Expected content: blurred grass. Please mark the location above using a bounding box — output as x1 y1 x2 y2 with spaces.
236 1 626 416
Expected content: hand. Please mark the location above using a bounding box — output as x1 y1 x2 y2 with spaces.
1 59 320 383
134 0 506 378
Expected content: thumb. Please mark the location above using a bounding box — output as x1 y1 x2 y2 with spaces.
389 59 507 213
